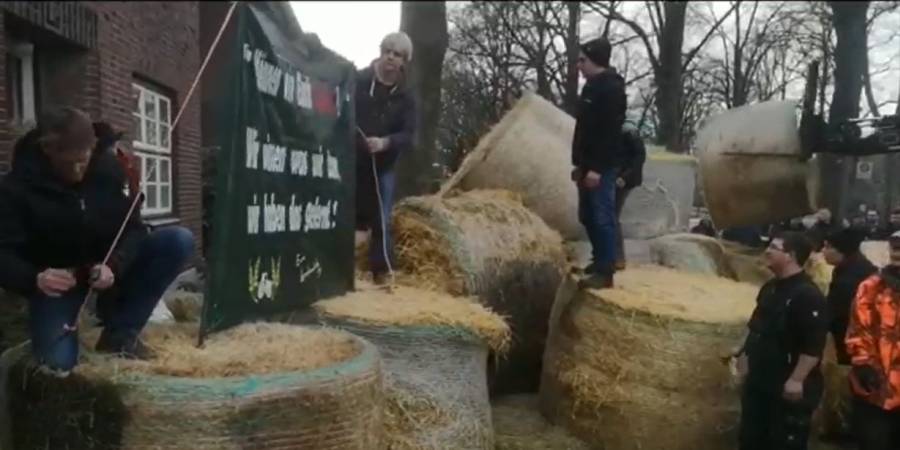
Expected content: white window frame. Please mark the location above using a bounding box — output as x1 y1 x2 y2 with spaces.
8 42 37 127
132 83 173 216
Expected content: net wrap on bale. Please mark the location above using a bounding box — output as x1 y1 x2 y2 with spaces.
0 325 385 450
392 190 566 394
540 267 758 450
314 285 510 450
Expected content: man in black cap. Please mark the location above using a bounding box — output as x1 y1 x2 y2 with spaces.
571 37 626 289
822 227 878 364
735 232 828 450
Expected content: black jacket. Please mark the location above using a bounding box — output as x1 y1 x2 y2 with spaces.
826 253 877 364
745 272 828 391
618 128 646 189
0 128 148 297
571 69 627 174
354 65 416 174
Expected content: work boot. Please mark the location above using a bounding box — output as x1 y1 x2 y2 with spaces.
373 271 390 286
578 272 614 290
95 329 156 361
574 262 601 275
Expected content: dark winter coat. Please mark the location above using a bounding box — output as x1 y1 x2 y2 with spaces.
0 127 148 297
827 252 878 364
571 69 627 175
354 65 416 175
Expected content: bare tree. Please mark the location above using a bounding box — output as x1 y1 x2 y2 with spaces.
823 1 870 220
584 1 737 152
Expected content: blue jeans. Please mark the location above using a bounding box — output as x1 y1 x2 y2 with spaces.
578 170 618 273
28 226 195 371
369 170 396 274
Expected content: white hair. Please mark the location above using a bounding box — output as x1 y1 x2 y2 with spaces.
380 31 413 62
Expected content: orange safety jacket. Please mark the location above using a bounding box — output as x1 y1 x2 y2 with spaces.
845 274 900 410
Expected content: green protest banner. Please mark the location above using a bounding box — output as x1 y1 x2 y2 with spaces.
201 3 356 339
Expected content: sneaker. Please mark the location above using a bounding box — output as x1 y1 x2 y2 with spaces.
95 330 156 361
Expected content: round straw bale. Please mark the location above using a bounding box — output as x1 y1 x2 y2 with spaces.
539 266 759 450
649 234 775 286
315 284 510 450
492 394 590 450
439 93 585 240
648 233 736 278
694 100 821 229
0 323 385 450
391 189 567 394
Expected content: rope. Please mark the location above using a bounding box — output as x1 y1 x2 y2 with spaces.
60 1 240 338
357 127 396 289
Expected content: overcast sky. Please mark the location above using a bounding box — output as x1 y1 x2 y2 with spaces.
291 1 401 69
291 1 899 115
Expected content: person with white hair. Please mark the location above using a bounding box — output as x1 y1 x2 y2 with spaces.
354 31 417 285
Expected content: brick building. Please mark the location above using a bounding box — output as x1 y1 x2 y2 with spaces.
0 2 203 251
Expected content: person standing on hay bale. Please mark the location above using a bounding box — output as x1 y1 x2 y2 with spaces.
570 37 626 289
613 123 646 271
0 107 194 375
823 227 877 365
354 31 416 286
844 231 900 450
734 232 828 450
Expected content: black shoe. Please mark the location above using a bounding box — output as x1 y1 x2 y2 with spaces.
578 273 614 290
575 262 602 275
373 271 390 286
95 330 156 361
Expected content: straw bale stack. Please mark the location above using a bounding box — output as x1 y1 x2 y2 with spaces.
0 323 384 450
540 266 759 450
391 189 566 394
315 283 510 450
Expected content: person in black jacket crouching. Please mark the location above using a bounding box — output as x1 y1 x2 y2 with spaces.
571 37 627 289
0 107 194 375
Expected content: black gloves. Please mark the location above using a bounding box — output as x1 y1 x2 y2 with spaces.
852 365 882 393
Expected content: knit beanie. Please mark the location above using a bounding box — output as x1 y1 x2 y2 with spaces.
825 227 867 256
580 37 611 67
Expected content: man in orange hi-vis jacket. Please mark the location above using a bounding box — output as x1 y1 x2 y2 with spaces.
845 230 900 450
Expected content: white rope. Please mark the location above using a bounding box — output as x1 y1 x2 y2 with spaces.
61 1 240 337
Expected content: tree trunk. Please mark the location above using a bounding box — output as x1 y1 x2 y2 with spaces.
822 1 869 221
398 1 449 197
862 50 881 117
654 2 687 152
563 1 581 115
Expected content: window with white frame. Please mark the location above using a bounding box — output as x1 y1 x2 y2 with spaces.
6 41 37 127
132 83 173 216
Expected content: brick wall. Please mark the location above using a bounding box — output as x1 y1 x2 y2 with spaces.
0 2 203 254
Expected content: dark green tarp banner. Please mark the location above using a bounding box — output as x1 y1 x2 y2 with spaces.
202 3 356 337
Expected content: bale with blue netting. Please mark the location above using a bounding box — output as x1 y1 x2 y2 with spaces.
0 323 385 450
314 282 511 450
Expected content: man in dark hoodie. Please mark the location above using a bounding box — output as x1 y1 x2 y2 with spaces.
0 107 194 375
822 227 878 365
571 37 627 288
355 31 416 285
